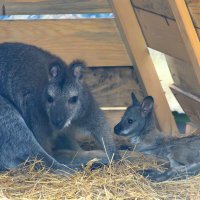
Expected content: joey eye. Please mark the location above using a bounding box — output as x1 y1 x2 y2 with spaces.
128 119 133 124
68 96 78 104
47 95 54 103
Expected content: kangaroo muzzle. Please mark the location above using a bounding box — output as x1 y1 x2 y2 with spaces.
114 123 122 135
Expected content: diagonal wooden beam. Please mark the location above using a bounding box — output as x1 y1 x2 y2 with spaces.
168 0 200 86
109 0 179 135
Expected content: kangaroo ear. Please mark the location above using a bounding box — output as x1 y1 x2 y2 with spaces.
69 60 86 80
131 92 140 106
49 62 62 80
141 96 154 117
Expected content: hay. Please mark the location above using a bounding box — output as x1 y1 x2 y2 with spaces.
0 153 200 200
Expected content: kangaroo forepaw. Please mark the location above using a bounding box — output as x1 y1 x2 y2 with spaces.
90 162 105 171
119 145 133 151
138 169 168 182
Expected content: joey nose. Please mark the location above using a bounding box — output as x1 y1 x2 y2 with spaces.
114 124 121 135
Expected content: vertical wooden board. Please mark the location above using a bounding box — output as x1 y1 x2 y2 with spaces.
168 0 200 85
0 0 111 15
171 85 200 126
0 19 131 67
165 55 200 96
134 8 190 62
110 0 179 135
85 67 144 107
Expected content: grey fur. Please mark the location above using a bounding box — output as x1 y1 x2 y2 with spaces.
114 93 200 181
0 42 118 173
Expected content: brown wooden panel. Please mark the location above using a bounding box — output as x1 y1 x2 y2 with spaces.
0 0 111 15
134 8 190 62
166 55 200 96
171 84 200 126
85 66 144 107
132 0 200 29
0 19 131 67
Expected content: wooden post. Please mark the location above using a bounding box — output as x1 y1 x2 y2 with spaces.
168 0 200 85
109 0 179 136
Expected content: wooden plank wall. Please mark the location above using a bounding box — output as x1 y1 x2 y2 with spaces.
85 66 143 107
0 20 131 67
165 55 200 97
0 0 111 15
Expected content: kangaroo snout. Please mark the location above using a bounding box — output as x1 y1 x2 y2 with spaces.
114 123 122 135
51 116 66 129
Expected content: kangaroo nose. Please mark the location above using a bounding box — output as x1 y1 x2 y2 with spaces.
114 124 121 135
52 117 64 128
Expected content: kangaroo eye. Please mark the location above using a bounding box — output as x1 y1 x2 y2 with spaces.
68 96 78 104
128 119 133 124
47 95 54 103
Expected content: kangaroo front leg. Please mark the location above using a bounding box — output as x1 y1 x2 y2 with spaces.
53 149 108 166
94 128 120 162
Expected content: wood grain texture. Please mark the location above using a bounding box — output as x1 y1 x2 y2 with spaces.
165 55 200 97
0 19 131 67
187 0 200 28
168 0 200 85
132 0 200 29
110 0 179 135
171 84 200 126
85 66 144 107
132 0 174 19
0 0 111 15
134 8 190 62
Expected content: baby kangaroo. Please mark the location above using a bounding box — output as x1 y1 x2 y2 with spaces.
114 93 200 181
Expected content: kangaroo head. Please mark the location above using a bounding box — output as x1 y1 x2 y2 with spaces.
114 93 154 137
43 59 86 130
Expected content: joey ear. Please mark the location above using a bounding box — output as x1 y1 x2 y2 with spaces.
141 96 154 117
49 62 62 80
131 92 140 106
69 60 86 80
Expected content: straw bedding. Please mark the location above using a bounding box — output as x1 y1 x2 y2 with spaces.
0 152 200 200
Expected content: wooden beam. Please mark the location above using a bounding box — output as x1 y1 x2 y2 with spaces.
0 19 131 67
109 0 179 136
168 0 200 85
171 84 200 126
0 0 111 15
